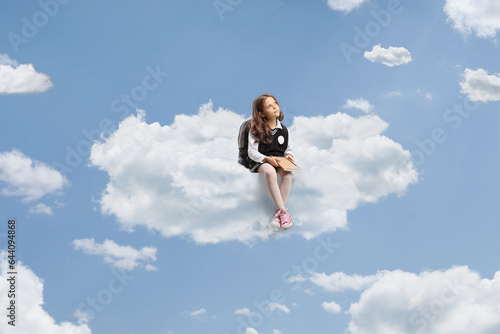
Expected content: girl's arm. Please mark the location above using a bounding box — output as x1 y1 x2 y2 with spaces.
285 131 294 162
248 131 266 163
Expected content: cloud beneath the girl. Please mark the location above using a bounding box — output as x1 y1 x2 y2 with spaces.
90 101 418 244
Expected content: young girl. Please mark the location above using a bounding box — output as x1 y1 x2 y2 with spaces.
248 93 294 231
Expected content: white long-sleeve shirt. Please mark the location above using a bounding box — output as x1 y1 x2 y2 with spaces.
248 119 293 163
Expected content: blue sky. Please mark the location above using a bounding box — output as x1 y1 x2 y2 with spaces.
0 0 499 333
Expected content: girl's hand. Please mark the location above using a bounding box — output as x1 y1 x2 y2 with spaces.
264 156 280 167
285 154 295 164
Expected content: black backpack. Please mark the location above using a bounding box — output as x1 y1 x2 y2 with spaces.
237 119 288 169
237 119 252 168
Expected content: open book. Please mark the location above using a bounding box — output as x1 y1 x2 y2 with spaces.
276 157 301 172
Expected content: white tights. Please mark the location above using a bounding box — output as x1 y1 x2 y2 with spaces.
258 163 292 210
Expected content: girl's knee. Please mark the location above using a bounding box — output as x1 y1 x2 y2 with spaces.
278 169 292 179
265 170 277 180
259 164 277 179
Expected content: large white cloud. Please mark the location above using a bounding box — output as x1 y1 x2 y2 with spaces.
364 44 412 67
72 238 157 271
459 68 500 103
90 101 417 244
327 0 368 13
0 54 53 94
0 252 91 334
444 0 500 38
0 149 68 203
307 266 500 334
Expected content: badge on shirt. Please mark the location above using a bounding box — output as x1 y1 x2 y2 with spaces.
278 135 285 145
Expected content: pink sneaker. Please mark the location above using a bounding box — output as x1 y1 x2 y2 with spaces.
271 208 282 229
280 208 293 231
278 207 293 231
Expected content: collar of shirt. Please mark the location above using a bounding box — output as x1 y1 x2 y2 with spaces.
275 118 282 129
270 118 282 135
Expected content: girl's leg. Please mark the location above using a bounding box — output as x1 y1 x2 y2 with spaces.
258 163 284 209
277 167 292 207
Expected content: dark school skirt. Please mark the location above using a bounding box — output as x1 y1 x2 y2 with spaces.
248 155 284 173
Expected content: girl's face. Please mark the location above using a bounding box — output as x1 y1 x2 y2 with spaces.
259 97 280 120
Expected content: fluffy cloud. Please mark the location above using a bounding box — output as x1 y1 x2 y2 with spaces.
444 0 500 38
322 301 342 314
327 0 368 13
72 238 157 271
0 252 91 334
347 266 500 334
343 98 374 113
307 266 500 334
0 54 53 94
459 68 500 103
364 45 412 67
90 101 417 244
0 149 68 202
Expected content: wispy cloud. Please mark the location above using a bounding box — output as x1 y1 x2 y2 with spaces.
188 308 208 321
28 203 53 215
383 90 402 98
268 302 290 314
72 238 157 271
310 271 387 292
327 0 368 13
343 98 374 113
234 308 252 316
